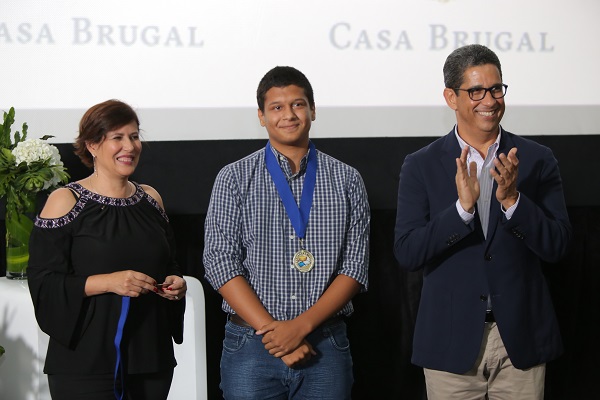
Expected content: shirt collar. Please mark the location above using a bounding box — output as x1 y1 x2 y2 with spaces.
454 125 502 157
268 144 310 179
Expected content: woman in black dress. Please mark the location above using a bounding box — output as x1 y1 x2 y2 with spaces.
28 99 186 400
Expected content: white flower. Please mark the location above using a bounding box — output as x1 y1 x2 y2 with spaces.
12 138 63 167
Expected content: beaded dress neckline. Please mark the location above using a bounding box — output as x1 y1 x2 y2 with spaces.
35 181 169 229
69 182 144 207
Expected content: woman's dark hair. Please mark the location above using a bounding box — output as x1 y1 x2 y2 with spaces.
73 99 139 168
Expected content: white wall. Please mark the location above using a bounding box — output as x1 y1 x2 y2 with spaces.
2 0 599 142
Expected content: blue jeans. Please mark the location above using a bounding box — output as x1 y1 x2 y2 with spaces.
220 318 354 399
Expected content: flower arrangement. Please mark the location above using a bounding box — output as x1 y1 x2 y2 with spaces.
0 107 69 220
1 107 69 280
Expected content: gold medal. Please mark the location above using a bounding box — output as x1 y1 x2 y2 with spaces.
292 249 315 273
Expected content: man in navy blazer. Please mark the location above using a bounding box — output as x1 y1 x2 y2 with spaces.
394 44 572 399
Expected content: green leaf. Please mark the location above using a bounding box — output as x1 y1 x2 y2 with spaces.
21 122 28 141
1 107 16 148
1 147 15 163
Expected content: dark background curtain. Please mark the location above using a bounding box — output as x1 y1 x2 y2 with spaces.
2 135 598 399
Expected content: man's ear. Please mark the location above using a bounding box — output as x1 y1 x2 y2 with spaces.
258 109 266 127
443 88 458 111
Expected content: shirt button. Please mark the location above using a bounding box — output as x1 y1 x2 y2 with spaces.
289 234 295 239
291 295 297 300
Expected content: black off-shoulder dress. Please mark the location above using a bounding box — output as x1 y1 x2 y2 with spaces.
28 182 184 376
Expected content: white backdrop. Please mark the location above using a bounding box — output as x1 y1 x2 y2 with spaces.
1 0 599 142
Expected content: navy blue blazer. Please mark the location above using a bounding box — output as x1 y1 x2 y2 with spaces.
394 128 572 374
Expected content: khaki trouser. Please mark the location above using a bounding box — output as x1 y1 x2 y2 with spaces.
424 323 545 400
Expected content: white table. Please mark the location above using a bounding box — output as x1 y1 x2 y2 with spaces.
0 276 207 400
0 277 50 399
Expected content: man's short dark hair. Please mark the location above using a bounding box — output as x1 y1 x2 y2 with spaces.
256 66 314 112
443 44 503 92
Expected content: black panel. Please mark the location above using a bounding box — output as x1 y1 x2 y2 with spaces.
55 135 600 215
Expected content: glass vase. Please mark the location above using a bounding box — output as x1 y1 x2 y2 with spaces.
5 194 36 279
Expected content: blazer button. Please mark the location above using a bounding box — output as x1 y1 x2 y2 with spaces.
485 254 492 261
480 295 488 301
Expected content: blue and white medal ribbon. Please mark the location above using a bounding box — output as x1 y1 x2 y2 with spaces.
114 296 130 400
265 141 317 272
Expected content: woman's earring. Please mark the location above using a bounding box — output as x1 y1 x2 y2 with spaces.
93 155 97 177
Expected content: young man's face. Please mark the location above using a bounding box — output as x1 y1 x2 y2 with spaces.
258 84 315 150
444 63 505 140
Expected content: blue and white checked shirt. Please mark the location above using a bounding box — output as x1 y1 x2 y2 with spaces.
203 144 370 320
